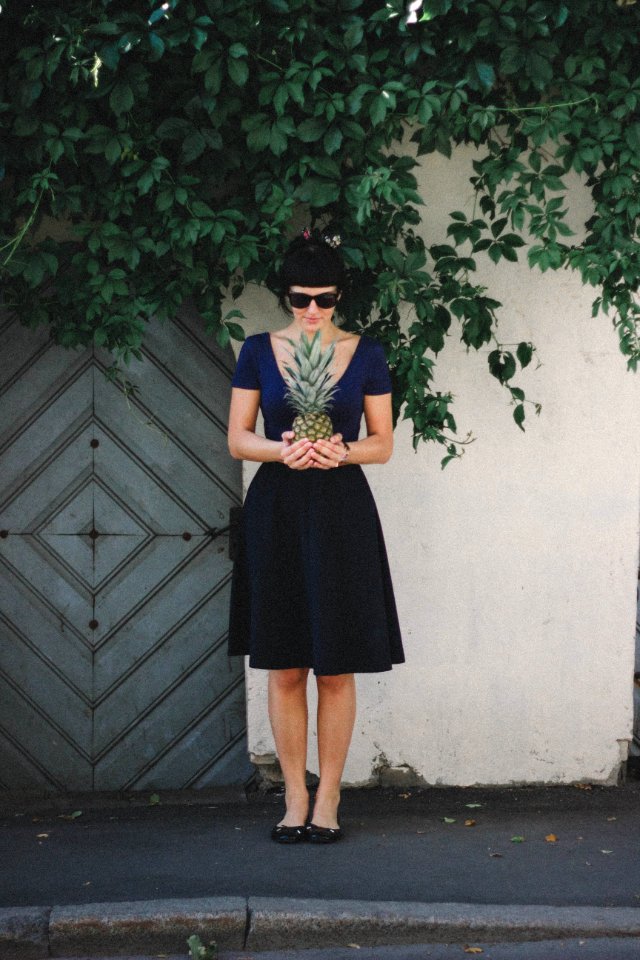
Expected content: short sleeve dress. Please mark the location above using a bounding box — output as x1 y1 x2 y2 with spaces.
228 332 404 676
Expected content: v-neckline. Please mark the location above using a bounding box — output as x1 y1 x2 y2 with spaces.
267 332 363 388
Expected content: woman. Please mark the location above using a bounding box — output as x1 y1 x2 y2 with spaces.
227 231 404 844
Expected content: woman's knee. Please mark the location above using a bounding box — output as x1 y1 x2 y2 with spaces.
269 667 309 692
316 673 355 695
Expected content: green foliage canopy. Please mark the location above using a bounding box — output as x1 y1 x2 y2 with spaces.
1 0 639 464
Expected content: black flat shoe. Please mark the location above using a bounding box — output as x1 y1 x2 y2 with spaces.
271 823 307 844
306 822 342 844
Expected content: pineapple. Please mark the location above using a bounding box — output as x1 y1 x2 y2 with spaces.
283 331 338 441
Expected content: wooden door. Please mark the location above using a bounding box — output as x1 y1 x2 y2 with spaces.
0 305 251 791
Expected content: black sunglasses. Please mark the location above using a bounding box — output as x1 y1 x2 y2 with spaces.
288 291 338 309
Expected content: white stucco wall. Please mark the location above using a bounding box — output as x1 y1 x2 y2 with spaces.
230 145 640 786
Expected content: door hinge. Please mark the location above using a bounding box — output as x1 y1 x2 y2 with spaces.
207 505 241 560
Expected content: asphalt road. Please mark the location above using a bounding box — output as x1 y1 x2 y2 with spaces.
1 784 639 910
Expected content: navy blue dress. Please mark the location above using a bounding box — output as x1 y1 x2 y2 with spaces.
227 332 404 676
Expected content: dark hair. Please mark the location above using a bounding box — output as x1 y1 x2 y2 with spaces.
277 233 347 312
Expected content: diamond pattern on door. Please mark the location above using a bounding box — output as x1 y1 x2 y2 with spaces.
0 304 251 791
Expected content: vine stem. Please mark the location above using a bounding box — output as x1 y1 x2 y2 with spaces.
441 432 475 445
0 189 45 266
249 50 284 73
501 95 595 114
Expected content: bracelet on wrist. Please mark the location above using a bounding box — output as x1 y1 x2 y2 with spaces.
338 441 351 464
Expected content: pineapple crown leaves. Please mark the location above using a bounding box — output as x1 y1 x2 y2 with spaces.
283 331 338 415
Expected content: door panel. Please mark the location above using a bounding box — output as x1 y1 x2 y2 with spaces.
0 308 250 791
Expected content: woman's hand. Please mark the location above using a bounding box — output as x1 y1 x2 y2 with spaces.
309 434 347 470
280 431 316 470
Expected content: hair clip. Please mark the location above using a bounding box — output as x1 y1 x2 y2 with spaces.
300 227 342 248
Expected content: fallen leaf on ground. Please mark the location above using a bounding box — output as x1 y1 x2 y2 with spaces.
347 944 361 949
186 934 217 960
443 817 456 823
58 810 83 821
607 817 617 822
489 852 503 858
399 792 411 799
464 819 477 827
36 833 49 839
149 793 160 805
601 849 613 854
465 803 483 809
464 947 484 954
545 834 558 842
573 783 592 790
511 835 525 843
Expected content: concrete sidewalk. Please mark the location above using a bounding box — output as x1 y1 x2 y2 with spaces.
1 783 639 956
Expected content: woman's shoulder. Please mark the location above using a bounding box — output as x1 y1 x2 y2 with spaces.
357 334 392 392
358 334 387 357
231 332 272 388
237 331 270 356
241 331 270 346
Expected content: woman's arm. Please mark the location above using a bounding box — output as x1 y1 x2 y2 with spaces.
228 387 280 462
227 387 316 468
310 393 394 469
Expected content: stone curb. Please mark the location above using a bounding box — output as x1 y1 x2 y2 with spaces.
0 900 245 960
246 898 640 950
49 898 246 957
1 897 640 958
0 906 50 960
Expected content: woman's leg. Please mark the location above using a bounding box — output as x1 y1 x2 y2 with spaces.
311 673 356 828
268 667 311 826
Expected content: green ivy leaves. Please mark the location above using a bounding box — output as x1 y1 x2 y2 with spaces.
1 0 639 461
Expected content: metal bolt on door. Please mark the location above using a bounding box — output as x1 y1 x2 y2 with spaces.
0 305 252 791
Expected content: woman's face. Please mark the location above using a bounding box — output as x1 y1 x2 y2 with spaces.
288 286 340 337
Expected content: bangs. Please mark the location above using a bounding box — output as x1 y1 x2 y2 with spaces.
276 234 348 313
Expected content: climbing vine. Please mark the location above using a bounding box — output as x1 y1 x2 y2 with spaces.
1 0 639 464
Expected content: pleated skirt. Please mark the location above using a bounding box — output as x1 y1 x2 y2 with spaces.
228 462 404 676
